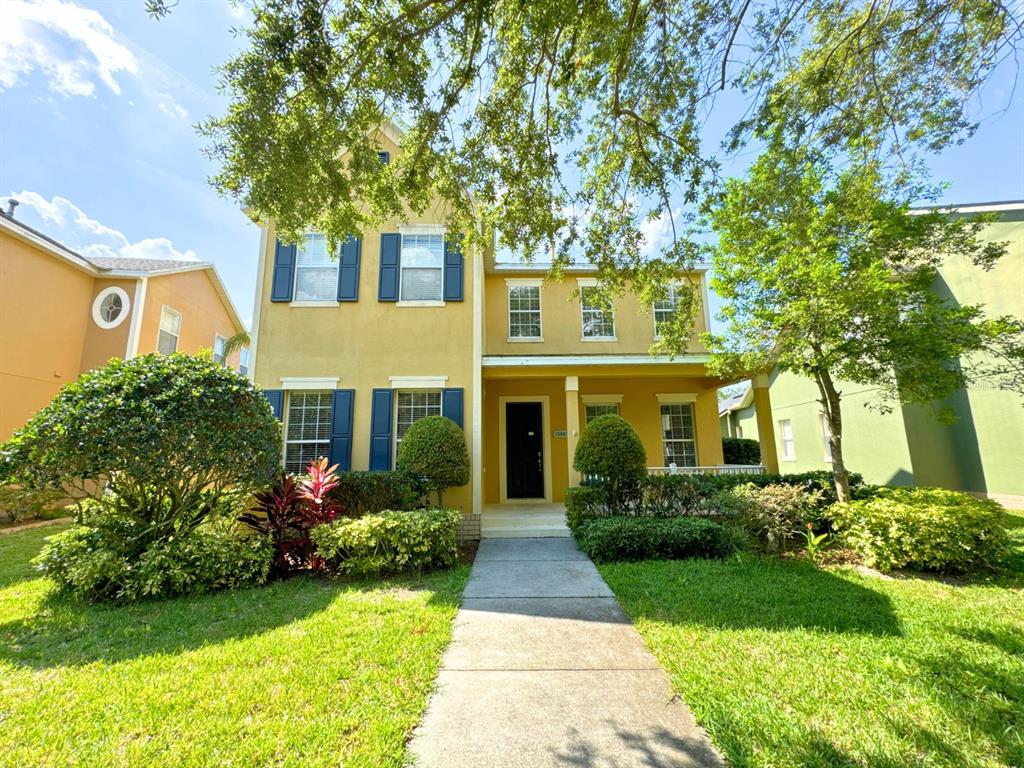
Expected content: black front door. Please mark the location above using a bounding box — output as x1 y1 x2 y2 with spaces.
506 402 544 498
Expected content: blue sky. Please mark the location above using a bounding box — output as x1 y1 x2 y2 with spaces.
2 0 1022 329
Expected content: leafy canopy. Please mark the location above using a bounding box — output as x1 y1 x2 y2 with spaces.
197 0 1020 351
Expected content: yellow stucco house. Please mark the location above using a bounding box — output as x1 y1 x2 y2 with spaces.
248 125 778 531
0 206 248 442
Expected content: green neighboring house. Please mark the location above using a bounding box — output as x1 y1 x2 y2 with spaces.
727 201 1024 509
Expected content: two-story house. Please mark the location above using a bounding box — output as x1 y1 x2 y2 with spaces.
248 123 779 530
0 205 248 441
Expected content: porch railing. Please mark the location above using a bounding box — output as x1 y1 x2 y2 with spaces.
582 464 764 483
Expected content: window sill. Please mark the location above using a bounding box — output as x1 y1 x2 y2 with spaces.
397 300 446 307
507 336 544 343
581 336 618 342
289 300 340 308
782 457 797 462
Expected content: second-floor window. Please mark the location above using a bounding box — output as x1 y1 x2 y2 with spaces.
295 234 338 302
508 284 542 339
158 306 180 354
400 234 444 301
580 285 616 339
238 347 250 376
653 284 681 338
213 335 227 366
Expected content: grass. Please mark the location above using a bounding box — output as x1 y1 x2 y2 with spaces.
0 524 469 768
598 511 1024 768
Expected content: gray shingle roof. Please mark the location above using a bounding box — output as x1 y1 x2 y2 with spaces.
86 256 209 272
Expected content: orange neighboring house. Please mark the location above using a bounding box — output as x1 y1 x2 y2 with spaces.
0 205 248 442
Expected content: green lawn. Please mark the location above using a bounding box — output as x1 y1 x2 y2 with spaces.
0 524 469 768
599 511 1024 768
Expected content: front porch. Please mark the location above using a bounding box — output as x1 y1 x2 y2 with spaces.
481 503 570 539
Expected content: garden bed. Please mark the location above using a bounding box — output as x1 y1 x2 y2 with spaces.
0 524 470 768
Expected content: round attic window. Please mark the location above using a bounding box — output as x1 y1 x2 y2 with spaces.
92 287 130 329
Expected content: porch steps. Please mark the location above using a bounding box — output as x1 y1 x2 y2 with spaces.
481 506 571 539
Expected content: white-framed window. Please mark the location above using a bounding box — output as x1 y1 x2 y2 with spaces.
820 413 833 462
394 390 442 461
508 283 542 339
284 391 332 473
580 285 616 339
653 284 681 338
585 403 620 423
213 334 227 366
91 286 130 329
238 347 250 377
779 419 795 461
294 233 339 302
157 306 180 354
400 233 444 302
660 403 697 467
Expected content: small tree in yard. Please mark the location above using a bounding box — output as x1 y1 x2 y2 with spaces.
706 146 1023 503
574 415 647 509
0 353 281 533
396 416 469 507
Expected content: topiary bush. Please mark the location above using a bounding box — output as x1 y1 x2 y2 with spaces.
830 487 1009 573
310 508 461 576
329 471 427 517
396 416 469 507
574 516 730 563
36 497 273 602
573 415 646 508
722 437 761 465
0 353 281 530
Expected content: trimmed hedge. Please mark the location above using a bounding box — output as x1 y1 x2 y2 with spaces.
575 516 730 563
830 488 1009 573
574 415 646 507
722 437 760 465
396 417 469 506
329 471 427 517
310 508 461 576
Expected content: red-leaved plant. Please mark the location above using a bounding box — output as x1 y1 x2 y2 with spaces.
239 458 341 575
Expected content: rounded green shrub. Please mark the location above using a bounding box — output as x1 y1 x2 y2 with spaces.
722 437 761 465
573 415 646 506
396 416 469 506
830 487 1009 573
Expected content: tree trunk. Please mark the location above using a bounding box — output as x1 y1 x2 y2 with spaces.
812 366 851 504
437 488 445 509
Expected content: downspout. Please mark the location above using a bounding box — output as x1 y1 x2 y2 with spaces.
471 227 484 516
124 276 148 359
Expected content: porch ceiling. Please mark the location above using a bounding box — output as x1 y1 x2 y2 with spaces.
481 355 726 383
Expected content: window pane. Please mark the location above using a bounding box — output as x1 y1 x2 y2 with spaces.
295 267 338 301
395 390 442 459
401 234 443 267
585 404 619 423
509 285 541 338
660 403 697 467
297 234 334 265
157 330 177 355
581 286 615 338
401 268 443 301
284 391 332 473
654 286 678 336
101 293 123 322
160 308 180 335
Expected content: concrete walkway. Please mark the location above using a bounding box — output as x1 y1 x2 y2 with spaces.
408 538 724 767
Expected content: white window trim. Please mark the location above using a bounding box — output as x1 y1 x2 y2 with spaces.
157 305 181 353
293 233 340 303
581 394 624 404
398 224 446 236
213 334 227 365
280 376 340 390
389 375 448 389
779 419 796 461
506 278 543 343
397 228 446 304
577 277 617 341
656 393 697 404
91 286 131 330
289 300 340 308
397 299 446 307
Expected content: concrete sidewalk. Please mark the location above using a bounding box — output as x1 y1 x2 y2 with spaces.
408 538 724 767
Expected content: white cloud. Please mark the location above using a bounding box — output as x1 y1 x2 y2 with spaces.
157 95 189 121
639 208 681 257
11 190 199 261
0 0 138 97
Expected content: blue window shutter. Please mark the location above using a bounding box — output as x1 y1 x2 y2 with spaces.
263 389 284 420
337 236 361 302
442 388 464 429
369 388 394 470
378 233 401 301
444 235 464 301
328 389 355 471
378 151 390 165
270 239 296 302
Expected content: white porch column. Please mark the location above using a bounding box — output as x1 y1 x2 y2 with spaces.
565 376 581 487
